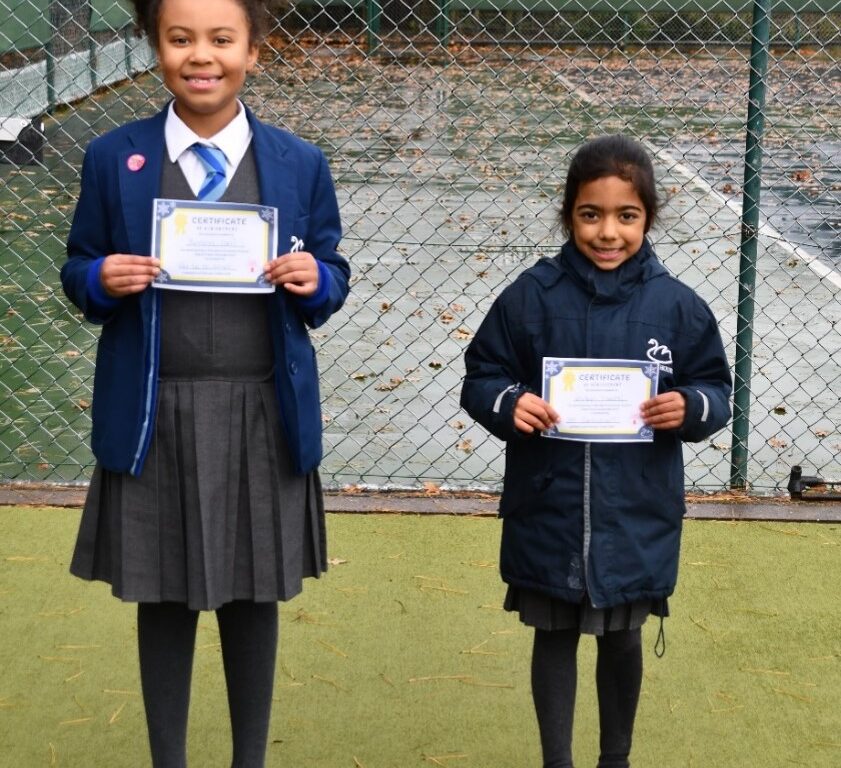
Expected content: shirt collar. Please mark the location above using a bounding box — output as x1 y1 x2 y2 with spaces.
165 100 252 166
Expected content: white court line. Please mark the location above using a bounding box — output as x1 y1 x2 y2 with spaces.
554 73 841 291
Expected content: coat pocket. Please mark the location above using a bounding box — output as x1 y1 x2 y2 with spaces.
500 463 584 519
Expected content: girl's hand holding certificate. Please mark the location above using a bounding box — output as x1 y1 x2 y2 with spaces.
263 251 319 296
514 390 686 435
639 391 686 430
101 254 160 297
513 392 560 434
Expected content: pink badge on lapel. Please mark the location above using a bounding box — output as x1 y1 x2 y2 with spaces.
127 154 145 172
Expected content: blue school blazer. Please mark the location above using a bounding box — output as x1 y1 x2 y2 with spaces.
61 105 350 476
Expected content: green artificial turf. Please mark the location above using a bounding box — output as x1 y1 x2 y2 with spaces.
0 507 839 767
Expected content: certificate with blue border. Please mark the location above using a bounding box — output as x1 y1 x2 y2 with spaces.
151 199 277 293
541 358 660 443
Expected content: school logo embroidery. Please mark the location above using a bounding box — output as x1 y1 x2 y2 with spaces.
646 338 674 374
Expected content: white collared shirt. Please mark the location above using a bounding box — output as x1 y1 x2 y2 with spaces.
164 101 253 197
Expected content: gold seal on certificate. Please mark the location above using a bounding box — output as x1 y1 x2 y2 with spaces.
542 358 660 443
151 199 278 293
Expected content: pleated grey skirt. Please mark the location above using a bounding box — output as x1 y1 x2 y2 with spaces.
504 586 664 635
71 379 326 611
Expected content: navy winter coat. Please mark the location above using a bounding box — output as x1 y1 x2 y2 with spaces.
460 240 732 608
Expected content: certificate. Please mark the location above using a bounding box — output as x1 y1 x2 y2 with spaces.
542 358 660 443
151 199 277 293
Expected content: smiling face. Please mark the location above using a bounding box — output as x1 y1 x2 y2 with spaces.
157 0 258 137
571 175 647 271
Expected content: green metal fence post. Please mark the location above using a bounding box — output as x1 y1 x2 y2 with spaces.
730 0 771 490
366 0 382 54
88 1 98 91
619 12 632 48
436 0 452 45
45 38 56 112
123 24 133 75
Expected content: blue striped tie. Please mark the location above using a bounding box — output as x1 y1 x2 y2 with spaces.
191 143 227 202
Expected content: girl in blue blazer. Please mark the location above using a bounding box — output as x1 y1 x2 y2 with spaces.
461 135 731 768
60 0 350 764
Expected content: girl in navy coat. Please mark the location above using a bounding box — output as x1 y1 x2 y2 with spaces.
461 135 731 768
60 0 350 765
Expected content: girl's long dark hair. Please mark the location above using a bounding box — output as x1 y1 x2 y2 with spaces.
560 134 661 236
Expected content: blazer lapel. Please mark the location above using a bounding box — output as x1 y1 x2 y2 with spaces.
246 109 301 257
118 109 168 256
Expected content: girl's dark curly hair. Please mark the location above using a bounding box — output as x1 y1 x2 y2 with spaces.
131 0 268 47
559 134 661 236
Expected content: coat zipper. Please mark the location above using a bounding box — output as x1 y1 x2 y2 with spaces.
582 441 596 607
583 292 597 607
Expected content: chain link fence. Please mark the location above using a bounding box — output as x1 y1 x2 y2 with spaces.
1 0 839 494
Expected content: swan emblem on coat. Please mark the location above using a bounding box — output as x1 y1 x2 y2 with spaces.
646 338 673 368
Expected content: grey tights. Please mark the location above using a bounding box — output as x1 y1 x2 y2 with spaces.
531 627 643 768
137 600 278 768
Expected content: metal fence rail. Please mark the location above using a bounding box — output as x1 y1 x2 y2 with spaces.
1 0 839 494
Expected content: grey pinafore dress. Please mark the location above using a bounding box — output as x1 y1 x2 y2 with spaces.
70 148 327 610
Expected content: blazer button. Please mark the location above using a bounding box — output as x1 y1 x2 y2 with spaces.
289 361 298 374
284 321 291 332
